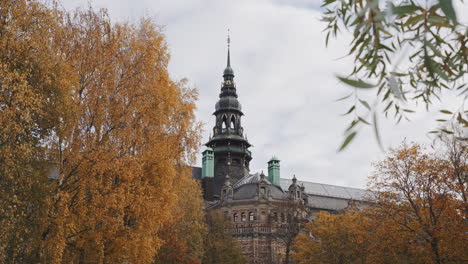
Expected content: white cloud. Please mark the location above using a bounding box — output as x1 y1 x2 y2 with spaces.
60 0 467 189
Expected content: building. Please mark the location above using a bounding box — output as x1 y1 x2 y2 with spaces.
193 39 369 264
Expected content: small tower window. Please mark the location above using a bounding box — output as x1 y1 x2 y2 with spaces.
249 212 254 221
222 115 227 130
281 213 285 223
233 213 238 222
230 115 236 129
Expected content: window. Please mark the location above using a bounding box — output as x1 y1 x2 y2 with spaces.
273 212 278 222
230 115 236 129
281 213 285 223
261 187 266 195
241 212 246 222
233 213 238 222
222 115 227 129
249 212 254 221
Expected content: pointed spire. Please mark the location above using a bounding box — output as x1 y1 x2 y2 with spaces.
227 29 231 67
223 29 234 79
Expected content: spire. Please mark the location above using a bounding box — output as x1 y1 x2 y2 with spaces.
223 29 234 79
227 29 231 67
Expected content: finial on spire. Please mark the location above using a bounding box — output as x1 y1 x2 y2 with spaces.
227 29 231 67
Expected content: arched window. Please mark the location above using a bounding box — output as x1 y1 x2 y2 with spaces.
230 115 236 129
273 212 278 222
221 115 227 130
249 212 254 221
281 213 285 223
233 213 238 222
241 212 246 222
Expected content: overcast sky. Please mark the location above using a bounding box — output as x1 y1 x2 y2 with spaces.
61 0 467 189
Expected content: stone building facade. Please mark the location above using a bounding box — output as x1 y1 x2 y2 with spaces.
194 39 369 264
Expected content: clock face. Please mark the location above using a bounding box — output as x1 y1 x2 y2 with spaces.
227 162 231 166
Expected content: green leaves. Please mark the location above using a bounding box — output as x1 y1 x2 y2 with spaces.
339 131 357 151
323 0 466 150
439 0 458 24
359 99 371 110
392 4 420 16
337 76 376 89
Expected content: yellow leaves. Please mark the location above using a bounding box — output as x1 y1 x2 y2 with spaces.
295 141 468 264
1 1 205 263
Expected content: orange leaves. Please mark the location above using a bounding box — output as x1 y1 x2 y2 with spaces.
1 1 205 263
292 141 467 264
292 211 372 264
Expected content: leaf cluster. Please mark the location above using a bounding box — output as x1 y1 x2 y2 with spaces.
323 0 467 150
292 141 467 264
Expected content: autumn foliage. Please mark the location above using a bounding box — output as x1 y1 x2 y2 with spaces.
202 212 246 264
292 141 467 264
1 1 206 263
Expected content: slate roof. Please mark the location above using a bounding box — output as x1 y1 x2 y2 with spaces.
280 178 368 201
233 172 264 187
232 172 287 200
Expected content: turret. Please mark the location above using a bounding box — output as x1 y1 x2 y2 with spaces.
288 175 302 200
267 156 280 186
202 148 214 179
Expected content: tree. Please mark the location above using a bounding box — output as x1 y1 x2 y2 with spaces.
322 0 467 150
154 171 207 264
292 211 372 264
292 142 467 263
202 212 246 264
370 142 467 263
273 200 308 264
39 8 201 263
0 1 205 263
0 1 72 262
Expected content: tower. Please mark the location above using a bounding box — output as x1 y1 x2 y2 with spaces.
204 34 252 197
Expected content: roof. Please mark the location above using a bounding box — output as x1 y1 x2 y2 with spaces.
279 178 368 201
231 172 287 200
234 172 265 187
